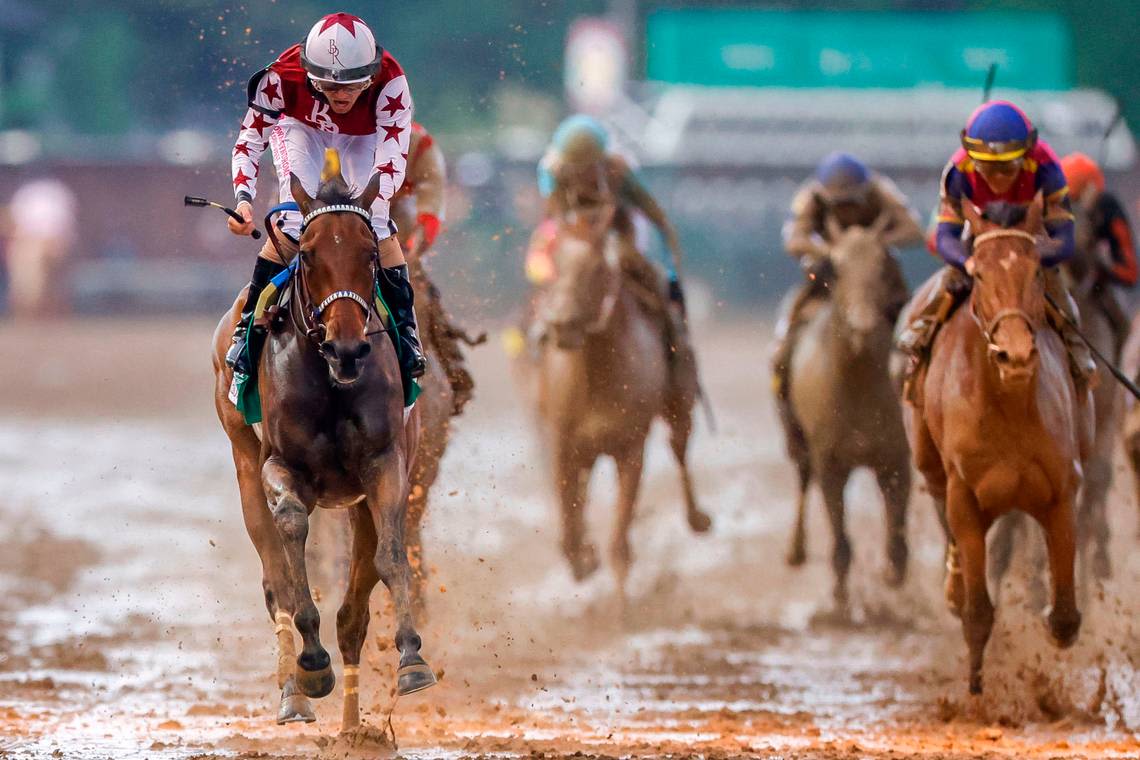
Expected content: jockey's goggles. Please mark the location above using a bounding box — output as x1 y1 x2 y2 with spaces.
310 77 371 94
974 157 1024 181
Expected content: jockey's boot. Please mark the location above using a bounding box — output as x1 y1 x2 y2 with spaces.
226 257 288 375
380 264 428 380
896 267 971 365
1044 270 1096 390
770 278 826 400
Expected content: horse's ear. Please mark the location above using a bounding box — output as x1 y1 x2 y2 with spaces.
961 200 984 235
290 173 314 216
353 172 383 212
1025 191 1045 234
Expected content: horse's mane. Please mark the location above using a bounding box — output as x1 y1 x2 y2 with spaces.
980 201 1029 228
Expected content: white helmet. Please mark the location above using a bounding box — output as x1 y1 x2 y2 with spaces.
301 13 381 85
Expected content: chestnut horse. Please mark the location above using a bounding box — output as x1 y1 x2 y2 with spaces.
535 200 711 605
212 164 435 731
781 214 911 611
904 198 1088 694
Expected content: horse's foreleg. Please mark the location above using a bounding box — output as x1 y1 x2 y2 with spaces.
366 449 436 697
987 513 1019 608
947 477 992 695
337 505 381 732
556 448 598 581
1040 499 1082 649
875 460 910 588
611 448 646 614
786 457 811 567
1077 452 1113 583
667 405 712 533
263 457 334 701
818 465 852 612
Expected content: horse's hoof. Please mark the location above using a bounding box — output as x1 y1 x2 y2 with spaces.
396 660 437 696
1045 606 1082 649
786 545 806 567
569 544 600 581
969 671 983 695
687 510 713 533
277 677 316 724
884 562 907 589
296 663 336 699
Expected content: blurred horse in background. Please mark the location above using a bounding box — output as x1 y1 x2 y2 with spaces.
778 213 912 613
533 183 710 609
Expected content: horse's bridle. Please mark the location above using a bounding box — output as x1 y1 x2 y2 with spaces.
289 204 388 343
969 228 1041 348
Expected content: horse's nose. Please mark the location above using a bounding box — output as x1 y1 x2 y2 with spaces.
320 339 371 375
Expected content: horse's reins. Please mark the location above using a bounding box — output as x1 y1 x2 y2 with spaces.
969 228 1040 348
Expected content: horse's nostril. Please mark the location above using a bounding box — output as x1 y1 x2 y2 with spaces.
995 350 1011 363
319 341 335 358
357 342 371 359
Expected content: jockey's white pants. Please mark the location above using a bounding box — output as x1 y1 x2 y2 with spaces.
268 117 393 240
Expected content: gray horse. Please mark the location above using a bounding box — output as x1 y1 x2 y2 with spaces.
779 215 912 610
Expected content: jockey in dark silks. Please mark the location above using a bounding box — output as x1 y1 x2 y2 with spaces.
771 151 924 404
1060 151 1138 352
897 100 1096 390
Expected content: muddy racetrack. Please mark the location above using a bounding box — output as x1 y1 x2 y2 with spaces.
0 316 1138 759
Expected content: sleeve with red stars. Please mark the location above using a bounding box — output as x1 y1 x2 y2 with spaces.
370 54 414 221
231 69 285 205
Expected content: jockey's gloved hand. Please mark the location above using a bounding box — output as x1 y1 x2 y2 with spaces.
229 201 255 237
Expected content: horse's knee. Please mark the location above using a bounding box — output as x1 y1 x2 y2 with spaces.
273 501 309 543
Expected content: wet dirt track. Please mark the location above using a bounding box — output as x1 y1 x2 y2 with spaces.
0 317 1138 759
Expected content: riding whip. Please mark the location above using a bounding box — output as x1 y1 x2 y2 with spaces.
184 196 262 239
981 63 998 103
1044 292 1140 400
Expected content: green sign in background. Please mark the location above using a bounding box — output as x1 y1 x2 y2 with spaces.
647 10 1073 90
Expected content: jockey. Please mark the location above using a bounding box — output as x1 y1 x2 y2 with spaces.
897 100 1095 387
534 114 687 308
1060 151 1137 348
771 151 923 399
224 12 426 382
389 122 476 415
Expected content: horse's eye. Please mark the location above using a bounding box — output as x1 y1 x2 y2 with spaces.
299 250 312 264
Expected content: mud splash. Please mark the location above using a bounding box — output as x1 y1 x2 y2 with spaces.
0 318 1137 759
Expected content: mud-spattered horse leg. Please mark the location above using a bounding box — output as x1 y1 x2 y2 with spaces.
667 404 712 534
366 448 435 697
611 448 645 617
786 458 811 567
819 463 853 613
876 461 910 588
263 457 335 700
947 477 993 695
336 505 381 731
1040 500 1082 649
228 433 315 723
1077 454 1113 584
557 449 599 581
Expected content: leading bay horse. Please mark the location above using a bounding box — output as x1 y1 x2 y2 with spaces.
535 197 711 606
904 197 1090 693
212 159 435 731
781 213 912 612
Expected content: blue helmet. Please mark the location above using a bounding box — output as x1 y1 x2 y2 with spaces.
815 152 870 201
961 100 1037 162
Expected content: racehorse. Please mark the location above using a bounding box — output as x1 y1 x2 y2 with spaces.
534 197 711 606
212 159 435 731
903 197 1088 694
780 214 911 611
